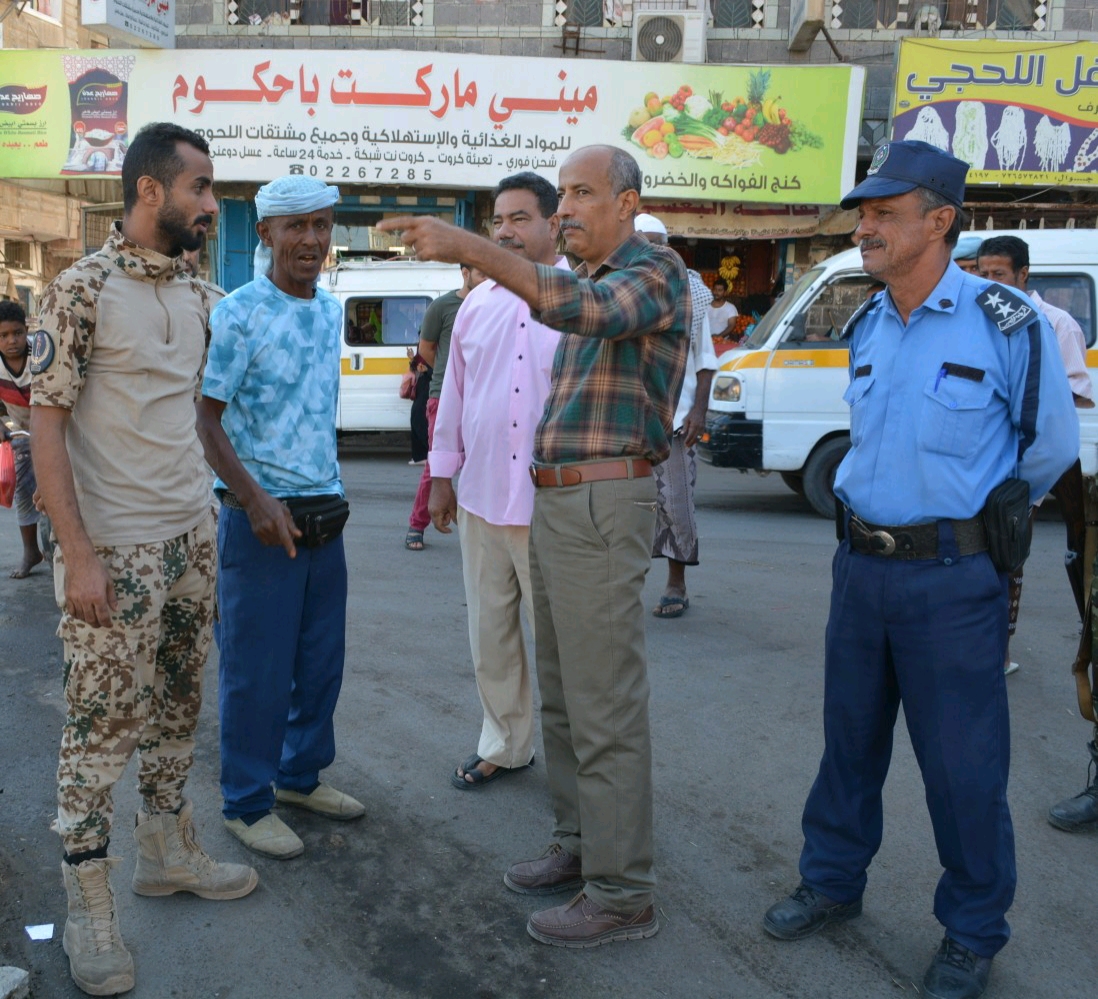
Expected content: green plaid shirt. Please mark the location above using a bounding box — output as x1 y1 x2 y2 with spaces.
532 233 690 465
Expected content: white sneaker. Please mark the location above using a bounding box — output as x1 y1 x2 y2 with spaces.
1004 661 1021 676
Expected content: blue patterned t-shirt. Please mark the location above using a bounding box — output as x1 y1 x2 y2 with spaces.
203 274 343 498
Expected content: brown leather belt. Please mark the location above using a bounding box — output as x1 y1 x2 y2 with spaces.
530 458 653 488
847 513 988 560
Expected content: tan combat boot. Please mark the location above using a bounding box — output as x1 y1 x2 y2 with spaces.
61 856 135 996
132 799 258 900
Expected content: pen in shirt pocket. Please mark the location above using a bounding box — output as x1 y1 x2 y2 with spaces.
934 365 947 393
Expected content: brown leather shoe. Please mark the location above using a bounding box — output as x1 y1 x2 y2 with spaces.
527 892 659 948
503 843 583 896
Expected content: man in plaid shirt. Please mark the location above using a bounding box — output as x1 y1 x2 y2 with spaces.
381 144 688 948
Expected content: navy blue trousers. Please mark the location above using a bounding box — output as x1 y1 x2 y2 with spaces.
216 506 348 820
799 535 1015 958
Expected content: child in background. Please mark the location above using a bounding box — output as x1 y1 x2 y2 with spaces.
0 300 43 578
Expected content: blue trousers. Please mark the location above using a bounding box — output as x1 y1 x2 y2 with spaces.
800 535 1015 958
216 506 348 820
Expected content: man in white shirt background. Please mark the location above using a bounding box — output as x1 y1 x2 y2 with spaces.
707 277 739 339
634 213 720 618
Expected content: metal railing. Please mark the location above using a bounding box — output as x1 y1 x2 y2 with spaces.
829 0 1038 30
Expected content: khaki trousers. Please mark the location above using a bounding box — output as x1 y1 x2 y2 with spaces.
528 476 657 912
456 506 536 769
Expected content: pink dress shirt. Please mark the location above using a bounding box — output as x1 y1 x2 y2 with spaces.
429 258 568 526
1030 290 1093 404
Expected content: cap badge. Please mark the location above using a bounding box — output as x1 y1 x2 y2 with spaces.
868 145 890 176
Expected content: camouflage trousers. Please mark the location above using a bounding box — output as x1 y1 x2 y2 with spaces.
54 514 216 855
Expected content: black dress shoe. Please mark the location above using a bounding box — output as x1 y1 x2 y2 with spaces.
762 883 862 940
923 937 992 999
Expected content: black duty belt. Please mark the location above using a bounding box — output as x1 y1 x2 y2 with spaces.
847 513 988 560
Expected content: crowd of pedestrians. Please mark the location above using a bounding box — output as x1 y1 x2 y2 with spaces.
1 124 1095 999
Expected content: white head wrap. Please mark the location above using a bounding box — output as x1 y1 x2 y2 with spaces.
255 175 340 220
254 176 341 276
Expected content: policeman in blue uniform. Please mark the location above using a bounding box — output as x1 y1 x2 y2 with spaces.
761 140 1079 999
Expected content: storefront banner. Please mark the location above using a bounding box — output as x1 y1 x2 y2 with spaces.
640 200 825 238
894 39 1098 186
0 49 864 205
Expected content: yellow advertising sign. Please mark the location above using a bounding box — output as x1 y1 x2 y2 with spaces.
0 49 864 205
893 39 1098 187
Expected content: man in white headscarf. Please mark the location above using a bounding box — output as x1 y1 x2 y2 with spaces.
197 176 365 860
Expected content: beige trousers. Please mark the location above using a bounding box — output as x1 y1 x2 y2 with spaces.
529 476 657 913
456 506 536 769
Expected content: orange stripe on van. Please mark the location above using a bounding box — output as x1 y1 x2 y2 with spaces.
718 351 768 372
341 358 410 376
770 349 850 368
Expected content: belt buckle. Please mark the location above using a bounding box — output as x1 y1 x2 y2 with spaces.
869 529 896 555
529 466 538 486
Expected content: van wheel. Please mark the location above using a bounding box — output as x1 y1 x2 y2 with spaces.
802 437 850 519
780 472 805 496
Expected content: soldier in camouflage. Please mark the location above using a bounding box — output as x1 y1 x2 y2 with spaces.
30 122 256 998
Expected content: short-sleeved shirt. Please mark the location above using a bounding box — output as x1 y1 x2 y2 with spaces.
674 270 720 429
708 300 738 335
420 289 464 400
203 274 343 498
32 223 214 546
835 263 1079 525
0 350 31 432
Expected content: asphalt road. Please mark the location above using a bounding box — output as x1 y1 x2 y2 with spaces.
1 448 1096 999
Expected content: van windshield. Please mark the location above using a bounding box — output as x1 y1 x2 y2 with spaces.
743 267 825 349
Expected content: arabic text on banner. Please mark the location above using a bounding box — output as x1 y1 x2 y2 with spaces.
894 38 1098 186
0 49 865 205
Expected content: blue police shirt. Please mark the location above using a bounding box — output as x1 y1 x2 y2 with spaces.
203 274 344 498
834 262 1078 526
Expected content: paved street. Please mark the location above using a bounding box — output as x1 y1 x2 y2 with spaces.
1 447 1095 999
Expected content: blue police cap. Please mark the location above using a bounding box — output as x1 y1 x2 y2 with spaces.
840 140 968 210
951 235 983 261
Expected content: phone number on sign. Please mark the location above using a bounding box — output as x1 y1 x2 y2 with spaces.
292 164 434 181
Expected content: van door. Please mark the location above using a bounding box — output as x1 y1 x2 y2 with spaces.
339 294 433 431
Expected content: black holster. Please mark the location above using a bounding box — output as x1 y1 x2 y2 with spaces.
284 494 350 548
982 478 1031 573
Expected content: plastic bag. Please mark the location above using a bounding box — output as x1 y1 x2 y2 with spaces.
399 370 418 400
0 440 14 508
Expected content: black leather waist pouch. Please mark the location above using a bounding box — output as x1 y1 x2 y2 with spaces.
982 478 1031 573
284 494 350 548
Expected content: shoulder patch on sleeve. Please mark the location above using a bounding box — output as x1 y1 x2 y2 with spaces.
840 296 875 341
976 284 1036 336
29 330 55 375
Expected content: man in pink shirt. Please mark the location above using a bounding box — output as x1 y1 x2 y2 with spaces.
429 172 565 789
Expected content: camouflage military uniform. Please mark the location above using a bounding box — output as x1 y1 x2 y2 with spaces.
32 222 217 856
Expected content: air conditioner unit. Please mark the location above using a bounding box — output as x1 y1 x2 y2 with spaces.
632 11 707 64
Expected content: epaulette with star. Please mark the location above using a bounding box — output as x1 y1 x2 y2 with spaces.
976 284 1037 336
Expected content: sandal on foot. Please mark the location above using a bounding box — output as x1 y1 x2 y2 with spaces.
451 753 534 791
405 529 424 551
652 594 689 619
